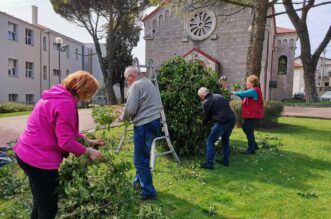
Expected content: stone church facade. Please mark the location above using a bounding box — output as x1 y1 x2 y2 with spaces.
143 4 297 100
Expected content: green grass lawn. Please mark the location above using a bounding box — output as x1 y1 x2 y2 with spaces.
0 111 31 118
1 117 331 218
282 99 331 107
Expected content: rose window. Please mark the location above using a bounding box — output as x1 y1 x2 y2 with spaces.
185 10 217 41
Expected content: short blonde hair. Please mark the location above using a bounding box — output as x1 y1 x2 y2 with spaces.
246 75 260 86
62 70 99 101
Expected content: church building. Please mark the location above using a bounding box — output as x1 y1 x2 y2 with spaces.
143 3 297 100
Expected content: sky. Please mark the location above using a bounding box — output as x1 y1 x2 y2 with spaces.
0 0 330 61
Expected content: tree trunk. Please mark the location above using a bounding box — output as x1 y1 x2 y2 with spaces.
301 57 318 102
282 0 331 102
105 8 119 105
247 0 268 78
119 78 125 103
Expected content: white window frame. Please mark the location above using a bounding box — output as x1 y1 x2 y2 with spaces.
26 94 34 105
53 69 60 76
8 22 17 41
9 94 18 102
75 48 79 61
25 62 34 78
8 58 18 77
43 65 47 80
42 36 47 51
25 28 34 45
66 46 70 59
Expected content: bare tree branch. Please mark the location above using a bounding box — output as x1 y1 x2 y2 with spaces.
312 25 331 63
268 1 331 17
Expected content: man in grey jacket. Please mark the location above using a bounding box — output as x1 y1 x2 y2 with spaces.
120 66 161 200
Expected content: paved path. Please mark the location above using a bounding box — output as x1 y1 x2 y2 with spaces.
283 106 331 119
0 109 95 146
1 106 330 146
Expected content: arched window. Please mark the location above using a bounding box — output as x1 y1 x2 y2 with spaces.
165 10 170 20
159 15 163 25
277 40 281 47
282 39 288 46
278 55 287 75
152 20 157 33
289 39 295 47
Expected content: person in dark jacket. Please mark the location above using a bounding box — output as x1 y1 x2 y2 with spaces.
232 75 264 154
198 87 235 169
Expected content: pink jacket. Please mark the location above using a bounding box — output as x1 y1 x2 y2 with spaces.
14 85 87 169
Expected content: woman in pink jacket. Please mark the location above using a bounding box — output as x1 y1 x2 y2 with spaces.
14 70 103 219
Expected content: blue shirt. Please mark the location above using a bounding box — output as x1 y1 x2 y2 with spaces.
234 89 258 101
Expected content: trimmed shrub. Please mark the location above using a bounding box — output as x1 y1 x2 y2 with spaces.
229 100 284 128
157 56 226 156
259 101 284 128
0 102 33 113
229 100 242 127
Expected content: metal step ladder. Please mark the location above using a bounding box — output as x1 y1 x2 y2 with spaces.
116 58 181 170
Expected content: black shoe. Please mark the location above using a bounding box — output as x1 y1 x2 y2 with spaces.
140 195 157 201
200 163 214 170
243 150 255 155
216 159 229 167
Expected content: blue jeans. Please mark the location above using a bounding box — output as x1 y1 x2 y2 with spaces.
133 118 160 198
242 118 259 152
206 120 235 167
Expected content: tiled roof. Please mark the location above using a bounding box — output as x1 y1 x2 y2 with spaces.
142 0 169 22
294 62 303 68
276 26 296 34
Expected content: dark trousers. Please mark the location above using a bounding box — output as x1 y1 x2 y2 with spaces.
206 119 235 167
16 155 59 219
133 118 160 198
242 118 259 152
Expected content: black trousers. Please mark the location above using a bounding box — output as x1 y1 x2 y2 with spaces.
16 155 59 219
242 118 259 152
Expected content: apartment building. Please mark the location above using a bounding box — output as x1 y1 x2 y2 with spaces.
0 6 93 104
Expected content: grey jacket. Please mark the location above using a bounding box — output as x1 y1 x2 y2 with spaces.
123 76 161 126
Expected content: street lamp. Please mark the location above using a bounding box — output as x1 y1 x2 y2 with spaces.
55 37 68 84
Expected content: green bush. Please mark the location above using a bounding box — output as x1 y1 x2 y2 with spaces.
259 101 284 128
0 102 33 113
229 100 284 128
157 56 226 156
58 149 134 218
229 100 242 127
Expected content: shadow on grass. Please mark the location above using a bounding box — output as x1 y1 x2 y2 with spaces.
136 191 225 219
258 122 331 138
200 146 331 191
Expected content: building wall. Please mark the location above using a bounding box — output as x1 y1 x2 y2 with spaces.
294 57 331 95
0 11 96 104
270 32 296 100
293 67 305 94
144 5 296 100
144 6 253 86
0 12 42 103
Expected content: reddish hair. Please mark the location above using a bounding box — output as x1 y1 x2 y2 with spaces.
62 70 99 101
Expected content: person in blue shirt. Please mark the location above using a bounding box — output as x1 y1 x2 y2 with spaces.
232 75 264 154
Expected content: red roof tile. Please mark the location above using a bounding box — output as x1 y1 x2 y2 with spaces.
276 26 296 34
294 62 303 68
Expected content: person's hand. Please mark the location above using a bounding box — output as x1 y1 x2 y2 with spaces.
87 139 105 147
86 148 102 161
